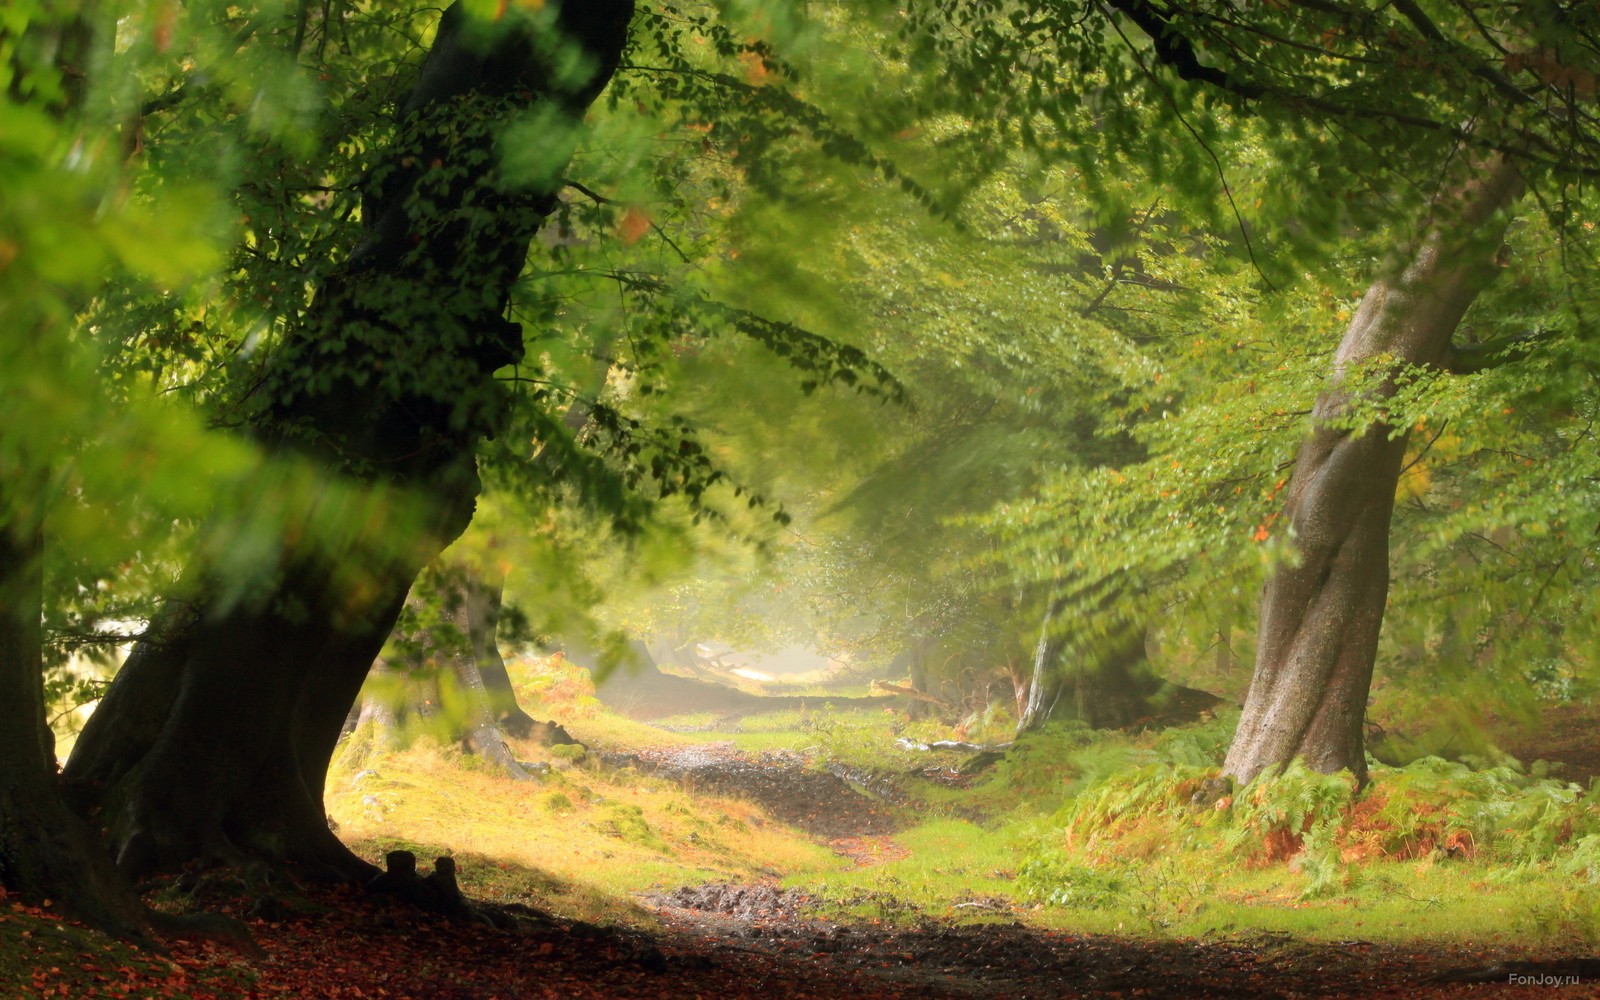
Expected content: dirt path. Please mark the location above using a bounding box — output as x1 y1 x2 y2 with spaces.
15 726 1600 999
586 741 1590 997
11 878 1591 1000
597 743 902 839
642 896 1587 998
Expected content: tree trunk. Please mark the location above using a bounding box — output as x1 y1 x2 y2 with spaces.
342 555 579 770
0 517 150 937
63 0 633 879
1020 611 1154 731
355 564 540 776
1019 599 1222 733
1223 158 1523 787
463 567 540 739
889 639 935 720
0 7 155 936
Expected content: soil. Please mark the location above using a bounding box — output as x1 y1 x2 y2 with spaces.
17 877 1586 1000
642 888 1585 998
597 743 902 839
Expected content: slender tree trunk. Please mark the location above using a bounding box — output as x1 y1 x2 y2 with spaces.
1214 624 1234 675
394 567 533 776
463 566 540 739
1019 609 1160 731
1223 158 1523 787
1019 592 1223 733
0 517 150 937
343 557 571 770
63 0 633 879
438 579 532 778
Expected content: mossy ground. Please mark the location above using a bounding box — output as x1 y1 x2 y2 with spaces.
325 660 1600 954
13 659 1600 999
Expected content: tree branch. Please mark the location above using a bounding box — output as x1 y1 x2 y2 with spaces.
1102 0 1264 99
1438 329 1549 374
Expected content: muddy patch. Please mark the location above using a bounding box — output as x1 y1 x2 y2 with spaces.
649 882 819 921
598 743 901 839
646 908 1523 999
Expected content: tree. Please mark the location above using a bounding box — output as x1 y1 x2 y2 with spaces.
897 0 1600 777
0 0 272 934
344 547 575 778
62 0 635 879
23 0 905 900
1223 159 1523 783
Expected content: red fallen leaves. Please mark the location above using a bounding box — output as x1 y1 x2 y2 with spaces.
6 884 935 1000
6 879 1590 999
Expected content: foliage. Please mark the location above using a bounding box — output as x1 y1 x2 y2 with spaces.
1022 739 1600 910
509 651 605 721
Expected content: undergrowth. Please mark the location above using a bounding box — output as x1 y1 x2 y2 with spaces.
326 661 1600 949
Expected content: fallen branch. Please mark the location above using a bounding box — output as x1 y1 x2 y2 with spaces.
894 737 1012 754
870 680 950 706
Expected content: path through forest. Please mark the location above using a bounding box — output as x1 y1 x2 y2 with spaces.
8 733 1599 997
607 738 1590 998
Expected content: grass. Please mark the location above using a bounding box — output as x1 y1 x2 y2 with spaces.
323 657 1600 952
21 653 1600 998
327 732 838 922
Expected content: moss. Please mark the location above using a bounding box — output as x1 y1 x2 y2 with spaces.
596 804 671 852
544 792 575 813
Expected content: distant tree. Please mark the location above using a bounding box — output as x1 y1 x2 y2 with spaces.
900 0 1600 778
344 547 577 777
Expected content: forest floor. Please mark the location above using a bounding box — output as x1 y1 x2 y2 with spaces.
5 875 1587 1000
9 696 1600 997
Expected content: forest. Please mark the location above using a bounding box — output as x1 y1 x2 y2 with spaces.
3 0 1600 996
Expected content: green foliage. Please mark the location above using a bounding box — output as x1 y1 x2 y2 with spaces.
1016 856 1126 910
1225 763 1357 858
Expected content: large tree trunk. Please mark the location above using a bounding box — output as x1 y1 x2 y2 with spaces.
63 0 633 879
1223 159 1523 787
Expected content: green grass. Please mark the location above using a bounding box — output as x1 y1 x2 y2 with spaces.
328 730 838 925
328 684 1600 952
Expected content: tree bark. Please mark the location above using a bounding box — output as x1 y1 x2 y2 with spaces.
63 0 633 879
1223 158 1523 787
1019 594 1224 734
0 517 151 937
0 5 157 936
348 562 549 776
462 566 541 739
1018 608 1175 732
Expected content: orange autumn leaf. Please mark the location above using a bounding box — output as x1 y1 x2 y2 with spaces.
619 207 651 245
